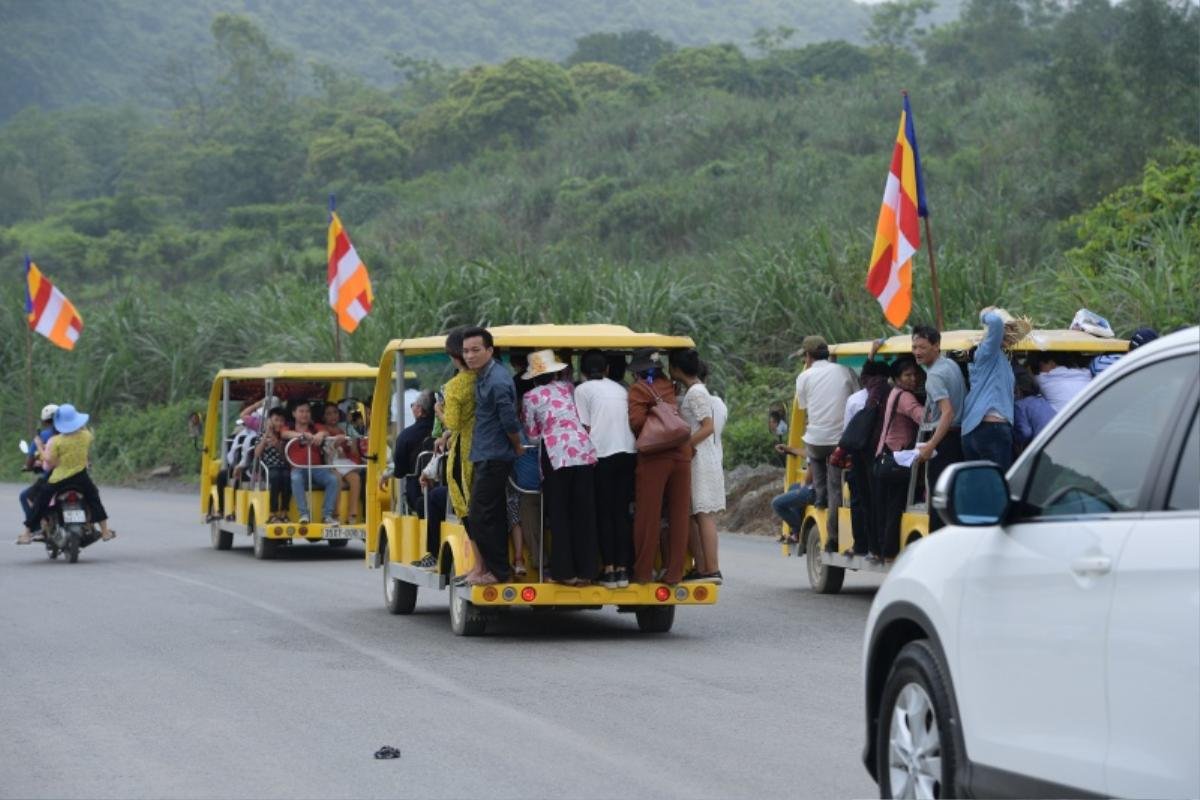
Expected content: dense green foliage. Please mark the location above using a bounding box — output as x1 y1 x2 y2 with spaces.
0 0 1196 481
0 0 946 122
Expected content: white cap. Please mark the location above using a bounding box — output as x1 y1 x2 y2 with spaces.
40 404 59 422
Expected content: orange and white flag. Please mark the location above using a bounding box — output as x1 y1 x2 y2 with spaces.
25 258 83 350
327 211 373 333
865 94 928 328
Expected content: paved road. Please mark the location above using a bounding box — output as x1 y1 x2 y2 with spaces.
0 484 883 799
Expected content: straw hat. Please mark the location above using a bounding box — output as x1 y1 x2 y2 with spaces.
988 307 1033 348
521 349 569 380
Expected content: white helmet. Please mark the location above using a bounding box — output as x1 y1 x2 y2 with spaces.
40 404 60 422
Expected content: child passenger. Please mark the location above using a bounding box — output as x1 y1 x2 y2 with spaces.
520 350 599 586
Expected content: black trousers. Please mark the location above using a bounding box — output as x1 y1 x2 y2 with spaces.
593 452 635 568
871 458 910 558
847 455 873 555
926 429 963 532
267 466 291 513
25 469 107 530
467 459 513 581
216 468 229 513
543 460 600 582
426 485 448 556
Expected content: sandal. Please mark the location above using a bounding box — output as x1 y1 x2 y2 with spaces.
16 531 33 545
101 529 117 542
513 560 527 577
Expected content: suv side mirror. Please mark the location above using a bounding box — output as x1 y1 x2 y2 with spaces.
933 461 1010 526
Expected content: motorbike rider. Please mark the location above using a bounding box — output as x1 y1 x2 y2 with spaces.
19 404 58 520
17 404 115 545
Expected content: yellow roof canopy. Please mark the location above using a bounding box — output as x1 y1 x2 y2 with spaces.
384 324 696 357
829 329 1129 357
215 362 380 381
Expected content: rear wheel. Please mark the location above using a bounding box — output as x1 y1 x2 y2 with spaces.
252 519 275 560
64 530 80 564
876 640 960 799
382 539 418 615
210 504 233 551
635 605 675 633
448 568 486 636
806 524 844 594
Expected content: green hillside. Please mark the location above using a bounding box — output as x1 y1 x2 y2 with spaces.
0 0 967 121
0 0 1195 481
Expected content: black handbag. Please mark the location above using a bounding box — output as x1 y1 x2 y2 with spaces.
871 389 913 483
839 404 877 453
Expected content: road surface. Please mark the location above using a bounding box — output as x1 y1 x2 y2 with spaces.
0 484 883 799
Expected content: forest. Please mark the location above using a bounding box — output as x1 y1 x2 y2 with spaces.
0 0 1196 480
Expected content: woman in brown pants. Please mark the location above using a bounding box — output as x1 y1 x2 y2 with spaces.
626 348 692 585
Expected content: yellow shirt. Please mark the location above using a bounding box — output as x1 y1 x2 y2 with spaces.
49 429 93 483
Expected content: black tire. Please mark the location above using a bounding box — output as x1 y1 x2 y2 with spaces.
448 566 486 636
381 539 418 615
634 605 675 633
47 545 59 560
806 524 844 594
876 640 961 799
210 510 233 551
65 531 80 564
252 522 275 560
327 538 349 548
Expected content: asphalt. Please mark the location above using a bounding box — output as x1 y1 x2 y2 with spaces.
0 483 883 799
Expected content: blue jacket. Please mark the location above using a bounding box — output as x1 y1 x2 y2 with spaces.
471 359 520 463
962 310 1015 436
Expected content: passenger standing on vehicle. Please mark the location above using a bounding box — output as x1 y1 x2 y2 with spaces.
872 358 927 562
671 349 726 584
282 401 340 525
18 404 114 545
521 350 600 586
841 358 892 556
575 349 637 588
255 407 292 523
1089 326 1158 376
19 404 58 519
628 348 692 585
793 335 858 551
911 325 966 530
961 308 1019 472
1012 366 1054 455
461 327 523 586
438 328 476 523
1029 352 1091 413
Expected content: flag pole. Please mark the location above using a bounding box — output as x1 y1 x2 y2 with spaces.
924 216 945 330
23 255 35 436
329 194 343 361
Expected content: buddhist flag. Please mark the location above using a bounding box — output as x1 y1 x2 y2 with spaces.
866 93 928 328
327 211 373 333
25 257 83 350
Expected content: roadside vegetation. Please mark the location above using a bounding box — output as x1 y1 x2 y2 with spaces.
0 0 1195 481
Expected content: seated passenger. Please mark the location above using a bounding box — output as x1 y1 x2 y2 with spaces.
1012 366 1055 454
393 390 436 514
18 404 115 545
255 407 292 523
322 403 363 524
215 420 258 520
413 454 448 569
1029 353 1091 413
771 466 816 544
282 401 340 525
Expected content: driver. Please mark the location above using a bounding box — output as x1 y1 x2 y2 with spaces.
19 404 58 521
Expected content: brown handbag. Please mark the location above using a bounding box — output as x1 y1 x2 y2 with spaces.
635 384 691 454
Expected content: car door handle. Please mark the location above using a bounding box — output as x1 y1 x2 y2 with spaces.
1070 555 1113 576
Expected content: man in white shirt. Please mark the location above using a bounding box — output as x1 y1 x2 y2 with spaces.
793 335 858 550
1031 353 1092 413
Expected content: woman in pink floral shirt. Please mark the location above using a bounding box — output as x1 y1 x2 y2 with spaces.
520 349 599 585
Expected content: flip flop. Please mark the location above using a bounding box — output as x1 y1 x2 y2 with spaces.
101 529 117 541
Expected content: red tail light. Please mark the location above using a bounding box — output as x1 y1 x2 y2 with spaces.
654 586 671 602
520 587 537 602
63 491 82 502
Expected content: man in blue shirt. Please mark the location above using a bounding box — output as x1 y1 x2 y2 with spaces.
458 327 522 585
20 404 58 521
961 307 1016 471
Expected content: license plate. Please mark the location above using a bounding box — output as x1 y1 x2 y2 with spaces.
62 509 86 523
323 526 363 540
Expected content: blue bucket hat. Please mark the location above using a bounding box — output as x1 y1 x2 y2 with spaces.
53 403 90 434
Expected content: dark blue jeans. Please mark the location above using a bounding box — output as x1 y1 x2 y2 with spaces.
962 421 1014 473
772 483 815 533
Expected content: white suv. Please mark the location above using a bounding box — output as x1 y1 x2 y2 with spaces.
862 327 1199 799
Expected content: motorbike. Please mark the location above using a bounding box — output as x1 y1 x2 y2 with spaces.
18 439 100 563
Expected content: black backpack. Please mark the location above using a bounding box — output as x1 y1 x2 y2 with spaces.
839 403 879 454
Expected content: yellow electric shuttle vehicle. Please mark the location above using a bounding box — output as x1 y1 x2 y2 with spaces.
782 329 1130 593
200 362 380 558
363 324 720 636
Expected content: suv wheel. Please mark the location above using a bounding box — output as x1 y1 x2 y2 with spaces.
877 640 959 799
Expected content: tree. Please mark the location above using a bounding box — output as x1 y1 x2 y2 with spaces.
567 62 637 99
651 44 751 93
564 30 676 75
457 58 579 147
866 0 936 52
306 116 410 186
